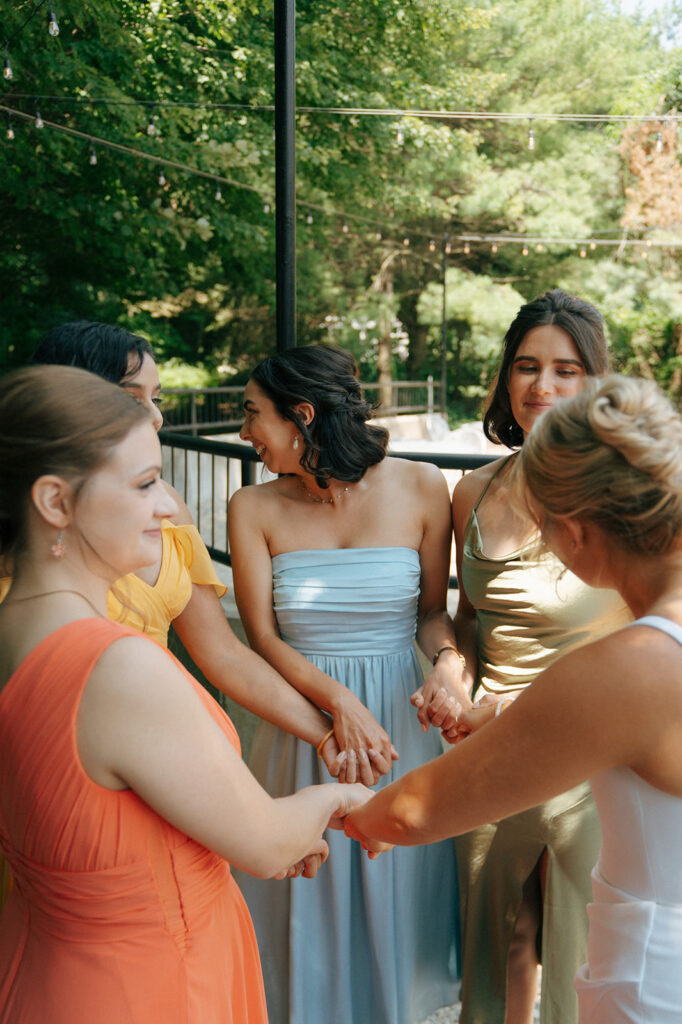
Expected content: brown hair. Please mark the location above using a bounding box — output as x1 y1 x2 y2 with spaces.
484 289 609 448
0 365 150 557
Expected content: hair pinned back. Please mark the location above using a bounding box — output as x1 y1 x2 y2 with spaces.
0 365 151 557
521 375 682 556
32 321 155 384
250 345 388 487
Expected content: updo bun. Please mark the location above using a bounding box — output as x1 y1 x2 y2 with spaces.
521 375 682 555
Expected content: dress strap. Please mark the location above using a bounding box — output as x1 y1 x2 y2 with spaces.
472 453 516 513
631 615 682 646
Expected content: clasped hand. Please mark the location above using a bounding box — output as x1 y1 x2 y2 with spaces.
411 664 473 743
321 696 399 786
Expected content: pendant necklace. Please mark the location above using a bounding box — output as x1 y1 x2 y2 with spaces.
3 589 105 618
299 478 351 505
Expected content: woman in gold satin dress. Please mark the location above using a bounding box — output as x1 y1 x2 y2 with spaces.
415 290 630 1024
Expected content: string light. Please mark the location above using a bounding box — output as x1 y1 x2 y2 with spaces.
3 52 12 81
158 165 166 185
589 241 596 250
402 236 410 247
536 243 543 252
306 210 313 224
215 184 222 200
445 241 452 254
263 201 270 213
34 106 44 129
646 238 652 247
579 248 586 258
522 245 529 256
147 112 157 136
428 239 436 252
396 125 404 145
655 131 663 153
89 144 97 165
491 242 498 253
463 241 470 254
48 8 60 37
528 121 535 151
342 221 349 233
6 115 14 141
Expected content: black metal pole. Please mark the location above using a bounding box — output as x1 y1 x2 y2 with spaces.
274 0 296 351
440 234 448 414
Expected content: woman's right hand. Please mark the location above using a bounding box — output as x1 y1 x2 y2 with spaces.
331 696 398 785
326 782 375 829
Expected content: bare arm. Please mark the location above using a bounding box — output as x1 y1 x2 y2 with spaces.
346 628 682 848
228 486 395 784
77 636 372 878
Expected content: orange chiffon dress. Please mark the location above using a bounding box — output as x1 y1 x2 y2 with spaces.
0 618 267 1024
0 521 226 910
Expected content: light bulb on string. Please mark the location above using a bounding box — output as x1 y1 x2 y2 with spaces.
522 245 529 256
656 131 663 153
463 242 470 255
396 125 404 146
158 165 166 186
536 243 543 252
35 107 44 129
263 201 270 213
402 237 410 247
641 248 648 260
306 210 313 225
3 52 12 81
6 116 14 141
491 243 498 253
579 248 586 258
89 145 97 165
428 239 436 252
342 221 349 234
147 113 156 137
589 241 596 250
527 122 535 151
445 242 452 255
48 8 60 36
646 239 652 247
215 184 222 201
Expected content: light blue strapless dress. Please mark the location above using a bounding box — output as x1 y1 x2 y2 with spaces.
236 548 459 1024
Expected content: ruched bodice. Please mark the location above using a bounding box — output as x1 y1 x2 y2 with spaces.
236 545 458 1024
0 619 266 1024
272 547 419 655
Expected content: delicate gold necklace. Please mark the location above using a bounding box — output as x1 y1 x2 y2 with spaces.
3 589 105 618
299 478 351 505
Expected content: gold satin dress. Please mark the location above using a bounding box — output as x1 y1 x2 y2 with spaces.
0 520 226 912
456 460 631 1024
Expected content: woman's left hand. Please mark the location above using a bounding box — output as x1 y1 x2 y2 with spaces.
273 838 330 879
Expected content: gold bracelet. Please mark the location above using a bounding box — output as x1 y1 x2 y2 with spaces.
432 645 466 669
316 727 335 758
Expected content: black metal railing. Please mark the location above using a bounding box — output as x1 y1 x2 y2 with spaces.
161 378 441 435
160 431 496 588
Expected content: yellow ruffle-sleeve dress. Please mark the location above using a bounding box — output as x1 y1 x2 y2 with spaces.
0 520 226 910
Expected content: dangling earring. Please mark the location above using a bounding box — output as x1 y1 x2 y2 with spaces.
51 531 67 559
293 435 300 451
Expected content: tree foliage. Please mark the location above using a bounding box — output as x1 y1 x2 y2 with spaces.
1 0 682 407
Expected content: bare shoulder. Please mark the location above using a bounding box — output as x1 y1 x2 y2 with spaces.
452 458 501 526
86 633 188 705
385 455 448 495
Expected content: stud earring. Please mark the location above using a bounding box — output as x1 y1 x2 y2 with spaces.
293 435 300 451
51 531 67 559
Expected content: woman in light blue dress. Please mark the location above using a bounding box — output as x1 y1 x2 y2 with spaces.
230 345 461 1024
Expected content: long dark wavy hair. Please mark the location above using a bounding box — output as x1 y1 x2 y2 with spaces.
250 345 388 488
484 289 609 449
32 321 155 384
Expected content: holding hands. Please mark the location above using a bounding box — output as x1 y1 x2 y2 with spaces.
411 647 473 743
322 695 399 786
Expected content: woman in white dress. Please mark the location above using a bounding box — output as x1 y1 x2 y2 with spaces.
345 373 682 1023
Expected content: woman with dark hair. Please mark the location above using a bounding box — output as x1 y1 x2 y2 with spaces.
418 290 630 1024
346 373 682 1024
0 365 372 1024
230 344 461 1024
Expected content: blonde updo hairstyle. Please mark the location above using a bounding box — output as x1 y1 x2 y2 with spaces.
520 375 682 557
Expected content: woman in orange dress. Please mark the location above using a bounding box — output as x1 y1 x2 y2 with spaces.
0 366 371 1023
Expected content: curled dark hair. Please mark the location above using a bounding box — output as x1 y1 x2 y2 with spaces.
32 321 155 384
484 289 609 448
0 365 150 557
250 345 388 487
